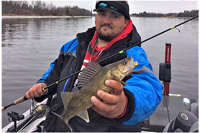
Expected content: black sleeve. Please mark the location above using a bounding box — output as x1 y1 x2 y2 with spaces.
114 89 135 123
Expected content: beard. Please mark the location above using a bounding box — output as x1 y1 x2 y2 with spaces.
96 24 116 42
97 30 115 42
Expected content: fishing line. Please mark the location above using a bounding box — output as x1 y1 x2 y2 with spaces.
175 27 181 33
2 15 198 111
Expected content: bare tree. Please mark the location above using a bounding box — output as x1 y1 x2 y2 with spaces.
2 1 92 16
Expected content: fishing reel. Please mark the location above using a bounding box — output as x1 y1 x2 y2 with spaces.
30 98 49 116
35 104 47 115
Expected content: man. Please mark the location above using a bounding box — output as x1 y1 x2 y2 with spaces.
26 1 162 132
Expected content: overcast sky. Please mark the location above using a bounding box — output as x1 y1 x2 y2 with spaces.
43 0 199 14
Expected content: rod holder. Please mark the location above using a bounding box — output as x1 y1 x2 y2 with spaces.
7 111 24 132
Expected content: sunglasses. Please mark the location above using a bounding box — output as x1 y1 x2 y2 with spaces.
98 2 118 11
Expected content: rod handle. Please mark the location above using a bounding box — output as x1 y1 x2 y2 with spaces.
13 96 28 105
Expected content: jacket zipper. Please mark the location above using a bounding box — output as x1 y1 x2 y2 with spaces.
62 68 73 92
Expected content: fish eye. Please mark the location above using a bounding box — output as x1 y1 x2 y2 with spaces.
123 60 127 65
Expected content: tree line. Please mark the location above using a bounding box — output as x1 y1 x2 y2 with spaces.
2 1 92 16
132 10 199 17
2 1 198 17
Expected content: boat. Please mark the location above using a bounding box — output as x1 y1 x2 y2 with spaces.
2 42 198 132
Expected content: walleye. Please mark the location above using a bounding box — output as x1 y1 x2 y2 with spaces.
52 57 138 131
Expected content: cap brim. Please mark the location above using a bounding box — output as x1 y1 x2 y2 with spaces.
94 8 123 16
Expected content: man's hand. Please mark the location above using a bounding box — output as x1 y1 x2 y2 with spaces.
25 83 48 99
91 80 126 118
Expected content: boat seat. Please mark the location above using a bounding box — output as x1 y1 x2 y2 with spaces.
188 102 198 119
163 103 198 132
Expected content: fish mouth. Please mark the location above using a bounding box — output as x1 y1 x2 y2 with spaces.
129 57 135 69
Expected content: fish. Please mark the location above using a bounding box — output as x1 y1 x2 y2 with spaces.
52 57 138 131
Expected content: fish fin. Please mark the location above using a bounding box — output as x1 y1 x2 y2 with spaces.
51 113 73 132
51 111 64 120
52 92 74 132
66 122 73 132
61 92 74 112
77 110 90 123
111 74 127 85
77 61 102 88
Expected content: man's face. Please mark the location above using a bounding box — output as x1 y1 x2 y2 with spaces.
95 9 128 42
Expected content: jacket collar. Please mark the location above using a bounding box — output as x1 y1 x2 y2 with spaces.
76 22 141 66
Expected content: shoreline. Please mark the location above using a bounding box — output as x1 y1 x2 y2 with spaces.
2 15 195 19
2 16 92 19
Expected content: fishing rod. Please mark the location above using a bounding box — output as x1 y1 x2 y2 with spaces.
2 15 198 111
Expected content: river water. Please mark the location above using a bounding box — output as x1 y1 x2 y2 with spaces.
2 17 198 128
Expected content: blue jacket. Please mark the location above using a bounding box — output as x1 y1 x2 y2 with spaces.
35 26 162 132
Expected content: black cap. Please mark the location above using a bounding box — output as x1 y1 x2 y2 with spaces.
94 1 130 20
